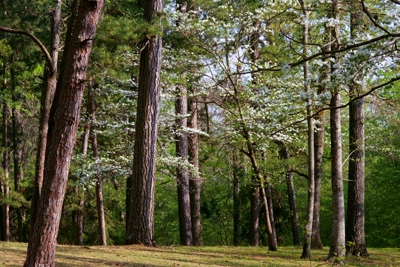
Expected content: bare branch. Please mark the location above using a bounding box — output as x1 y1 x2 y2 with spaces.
0 26 54 74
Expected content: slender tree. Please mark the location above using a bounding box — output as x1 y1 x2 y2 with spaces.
175 85 193 246
2 32 10 242
11 53 24 242
279 146 301 246
29 0 62 242
88 86 107 246
126 0 164 246
24 1 105 265
300 0 315 259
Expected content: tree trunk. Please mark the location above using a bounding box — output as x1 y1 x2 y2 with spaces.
328 91 345 263
175 85 193 246
280 146 301 246
188 86 201 245
88 87 107 246
24 1 105 266
245 135 277 251
11 54 23 242
249 174 259 246
29 0 61 242
126 0 163 246
300 1 315 259
311 108 325 250
327 0 345 264
232 153 241 246
265 178 278 246
346 6 368 257
2 38 10 243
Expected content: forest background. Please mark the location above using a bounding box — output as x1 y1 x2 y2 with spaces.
0 0 399 260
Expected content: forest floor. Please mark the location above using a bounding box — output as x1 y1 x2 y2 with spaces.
0 241 399 266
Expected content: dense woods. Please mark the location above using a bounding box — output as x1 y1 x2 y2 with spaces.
0 0 400 266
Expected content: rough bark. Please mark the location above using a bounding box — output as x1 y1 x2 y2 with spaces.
280 146 301 246
24 1 105 266
188 86 201 245
126 0 163 246
2 34 10 242
175 85 193 246
232 153 241 246
11 54 24 242
88 87 107 246
346 5 368 257
327 0 345 264
29 0 62 243
300 1 315 259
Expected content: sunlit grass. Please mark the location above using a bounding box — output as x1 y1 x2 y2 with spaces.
1 241 399 266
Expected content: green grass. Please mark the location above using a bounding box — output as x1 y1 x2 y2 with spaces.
1 242 399 266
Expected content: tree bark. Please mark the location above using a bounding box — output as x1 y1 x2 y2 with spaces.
327 1 345 264
279 146 301 246
126 0 164 246
11 54 24 242
88 87 107 246
232 153 241 246
188 86 201 245
2 34 10 242
24 1 105 265
328 91 345 263
300 1 315 259
311 108 325 250
346 5 368 257
175 85 193 246
29 0 61 243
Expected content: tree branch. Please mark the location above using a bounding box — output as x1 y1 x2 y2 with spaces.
0 26 54 74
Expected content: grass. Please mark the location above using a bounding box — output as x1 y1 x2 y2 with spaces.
1 242 399 266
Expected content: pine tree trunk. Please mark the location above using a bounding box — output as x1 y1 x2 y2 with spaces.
346 6 368 257
232 153 241 246
29 0 61 242
24 1 105 265
126 0 163 246
88 87 107 246
2 42 10 242
175 85 193 246
11 54 24 242
280 146 301 246
188 86 201 245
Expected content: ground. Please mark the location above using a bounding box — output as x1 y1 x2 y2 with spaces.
0 242 399 266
